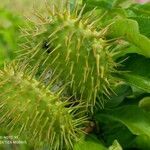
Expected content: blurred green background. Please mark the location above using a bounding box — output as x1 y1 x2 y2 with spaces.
0 0 46 68
0 0 72 68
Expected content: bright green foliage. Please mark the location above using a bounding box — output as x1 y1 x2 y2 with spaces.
108 140 122 150
74 135 107 150
0 62 86 149
129 2 150 17
130 16 150 38
96 105 150 139
133 135 150 150
20 2 119 111
120 73 150 93
95 105 150 149
139 97 150 111
0 8 23 67
107 18 150 58
118 54 150 96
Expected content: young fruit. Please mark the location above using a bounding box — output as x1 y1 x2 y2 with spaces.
0 61 86 149
20 1 118 111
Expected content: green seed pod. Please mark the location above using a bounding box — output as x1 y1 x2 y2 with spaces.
0 62 86 149
20 1 119 111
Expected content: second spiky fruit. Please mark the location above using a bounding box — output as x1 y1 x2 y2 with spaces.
21 2 118 110
0 62 86 149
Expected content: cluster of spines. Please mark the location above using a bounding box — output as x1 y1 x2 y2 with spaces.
0 61 87 149
18 1 119 111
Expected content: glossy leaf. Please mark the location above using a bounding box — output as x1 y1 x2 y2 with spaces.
105 84 132 108
98 121 135 148
108 140 123 150
129 2 150 17
132 135 150 150
107 19 150 57
120 73 150 93
130 16 150 38
96 105 150 138
139 97 150 111
74 135 108 150
121 54 150 78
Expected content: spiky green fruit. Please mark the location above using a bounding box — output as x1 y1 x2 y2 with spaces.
20 1 118 110
0 62 86 149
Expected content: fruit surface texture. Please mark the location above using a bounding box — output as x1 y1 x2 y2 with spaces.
0 62 86 149
21 2 118 110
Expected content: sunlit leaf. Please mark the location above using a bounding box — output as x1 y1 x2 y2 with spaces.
139 97 150 111
108 140 123 150
74 135 108 150
120 73 150 93
107 19 150 57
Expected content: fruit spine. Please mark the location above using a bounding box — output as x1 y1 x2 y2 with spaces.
0 62 86 149
20 1 118 110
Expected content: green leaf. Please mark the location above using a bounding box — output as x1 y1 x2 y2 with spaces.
129 3 150 17
132 135 150 150
98 122 135 148
108 140 123 150
120 73 150 93
121 54 150 78
139 97 150 112
83 0 114 10
96 105 150 138
0 8 24 67
107 19 150 57
130 16 150 38
113 0 135 8
83 0 134 10
105 84 132 108
74 135 108 150
118 54 150 94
